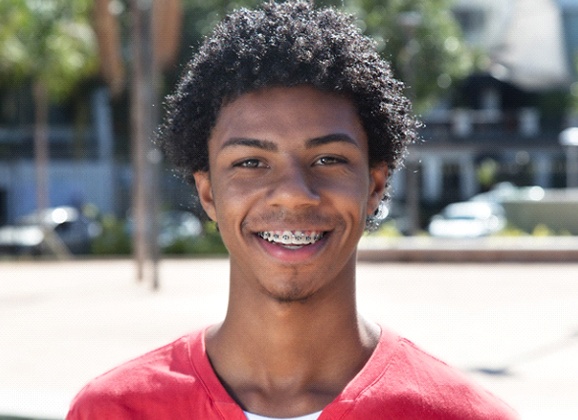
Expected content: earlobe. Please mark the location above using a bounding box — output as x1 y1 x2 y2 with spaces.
367 164 388 215
193 171 217 221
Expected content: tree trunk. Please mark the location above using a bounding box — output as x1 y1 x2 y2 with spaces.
33 80 50 213
93 0 125 96
153 0 183 72
130 0 161 289
32 80 71 259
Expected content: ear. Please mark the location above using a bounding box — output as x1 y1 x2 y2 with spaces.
193 171 217 221
367 163 388 216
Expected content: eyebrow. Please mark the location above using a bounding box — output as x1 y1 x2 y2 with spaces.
305 133 359 149
220 133 359 152
220 137 278 151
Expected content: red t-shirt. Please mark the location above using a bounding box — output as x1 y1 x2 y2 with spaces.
67 327 518 419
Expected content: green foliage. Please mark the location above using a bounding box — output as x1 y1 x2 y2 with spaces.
477 158 499 190
91 215 132 255
492 224 528 237
90 217 228 256
570 50 578 115
492 223 574 237
169 0 473 113
365 220 403 237
178 222 228 256
537 89 573 129
339 0 474 112
0 0 98 100
156 221 228 256
571 83 578 114
532 224 555 237
0 0 473 112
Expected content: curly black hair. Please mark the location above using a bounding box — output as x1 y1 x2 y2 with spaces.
158 0 417 222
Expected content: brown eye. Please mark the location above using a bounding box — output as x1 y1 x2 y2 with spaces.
234 159 265 168
315 156 346 166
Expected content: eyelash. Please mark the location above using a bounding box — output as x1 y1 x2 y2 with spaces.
232 155 347 169
233 159 266 168
315 156 347 166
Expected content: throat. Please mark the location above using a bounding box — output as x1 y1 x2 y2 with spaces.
207 317 380 395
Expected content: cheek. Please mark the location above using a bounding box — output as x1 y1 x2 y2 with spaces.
320 175 371 212
211 180 259 222
316 163 369 187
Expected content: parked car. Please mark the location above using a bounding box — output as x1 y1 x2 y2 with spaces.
0 206 101 256
471 182 545 204
428 201 507 238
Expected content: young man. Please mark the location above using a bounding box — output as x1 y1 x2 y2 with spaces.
68 1 518 418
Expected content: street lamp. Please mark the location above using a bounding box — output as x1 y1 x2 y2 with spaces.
559 127 578 188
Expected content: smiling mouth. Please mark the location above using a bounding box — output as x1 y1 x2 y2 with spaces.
257 230 326 247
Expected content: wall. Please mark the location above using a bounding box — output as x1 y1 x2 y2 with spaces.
0 161 118 223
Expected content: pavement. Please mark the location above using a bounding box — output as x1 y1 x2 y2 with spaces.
1 257 578 419
358 236 578 262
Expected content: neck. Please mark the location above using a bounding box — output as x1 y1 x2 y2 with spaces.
216 256 367 365
206 313 379 417
219 297 368 367
205 262 380 417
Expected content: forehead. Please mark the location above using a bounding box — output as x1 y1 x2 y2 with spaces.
209 86 367 149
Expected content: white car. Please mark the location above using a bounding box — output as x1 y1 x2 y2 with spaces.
428 202 507 238
0 206 101 255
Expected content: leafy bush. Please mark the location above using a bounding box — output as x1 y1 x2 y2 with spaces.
185 222 228 255
365 220 403 237
90 215 132 255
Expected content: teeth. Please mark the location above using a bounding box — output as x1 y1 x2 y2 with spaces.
258 230 325 246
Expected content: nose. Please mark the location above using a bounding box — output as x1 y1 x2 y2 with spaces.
266 162 321 209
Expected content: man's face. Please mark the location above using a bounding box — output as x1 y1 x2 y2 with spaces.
194 86 387 303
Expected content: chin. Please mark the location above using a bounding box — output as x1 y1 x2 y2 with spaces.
261 280 318 304
270 292 315 305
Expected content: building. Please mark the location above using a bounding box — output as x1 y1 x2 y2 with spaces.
392 0 578 210
1 0 578 227
0 87 122 225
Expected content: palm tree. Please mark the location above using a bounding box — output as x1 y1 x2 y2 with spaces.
0 0 98 213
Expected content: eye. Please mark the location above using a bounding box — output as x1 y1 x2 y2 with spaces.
233 158 267 168
314 156 347 166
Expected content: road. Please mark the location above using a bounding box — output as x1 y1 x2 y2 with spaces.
1 258 577 419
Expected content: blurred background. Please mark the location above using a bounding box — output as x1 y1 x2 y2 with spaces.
1 0 578 262
2 2 578 419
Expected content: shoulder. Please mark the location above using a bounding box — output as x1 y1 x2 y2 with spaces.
338 329 519 419
67 330 210 418
394 338 517 416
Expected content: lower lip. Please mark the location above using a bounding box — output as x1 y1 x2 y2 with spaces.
255 234 328 263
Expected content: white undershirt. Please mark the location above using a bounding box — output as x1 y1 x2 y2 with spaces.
244 410 322 420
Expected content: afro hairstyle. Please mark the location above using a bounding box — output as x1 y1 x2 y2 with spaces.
157 0 418 222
